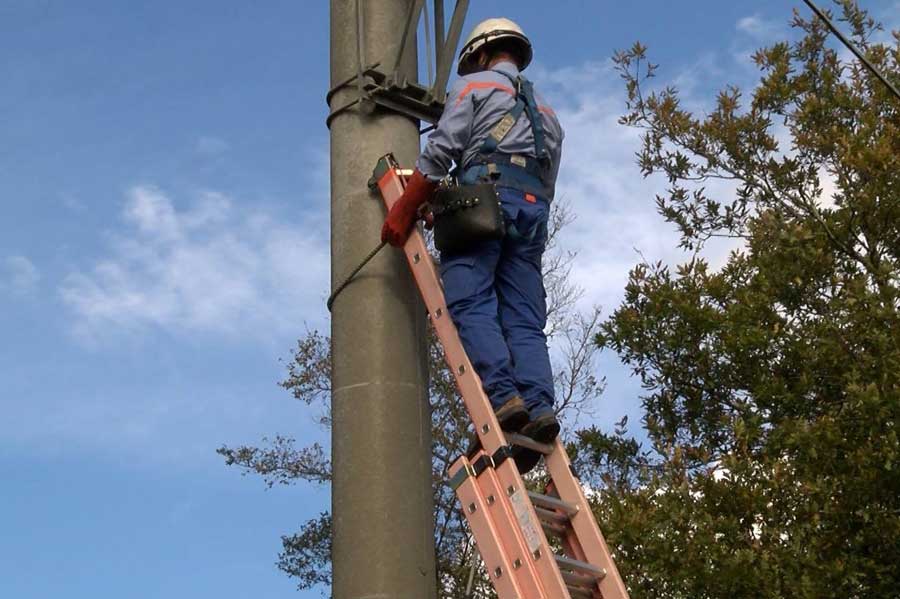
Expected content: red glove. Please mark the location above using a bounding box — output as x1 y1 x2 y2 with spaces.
381 169 438 247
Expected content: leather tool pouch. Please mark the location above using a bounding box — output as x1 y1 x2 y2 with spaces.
432 183 505 254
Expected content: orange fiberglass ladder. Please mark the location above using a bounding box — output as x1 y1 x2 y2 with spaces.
372 154 631 599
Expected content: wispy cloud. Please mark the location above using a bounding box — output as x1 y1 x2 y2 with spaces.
2 255 40 296
731 11 804 76
736 15 784 41
531 58 741 315
60 185 329 344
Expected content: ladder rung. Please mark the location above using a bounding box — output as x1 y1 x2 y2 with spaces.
528 491 579 517
561 568 602 589
539 519 568 538
534 506 569 525
505 432 554 455
554 554 607 580
566 583 596 599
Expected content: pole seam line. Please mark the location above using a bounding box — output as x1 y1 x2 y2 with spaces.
333 381 421 394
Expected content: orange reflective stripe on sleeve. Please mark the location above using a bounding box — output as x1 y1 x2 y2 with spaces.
455 81 516 105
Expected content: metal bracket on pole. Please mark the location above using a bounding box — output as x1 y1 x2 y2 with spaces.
326 1 470 127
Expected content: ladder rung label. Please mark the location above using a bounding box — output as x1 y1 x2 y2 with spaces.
509 488 542 554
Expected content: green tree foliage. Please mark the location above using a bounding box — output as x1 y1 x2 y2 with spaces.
578 3 899 597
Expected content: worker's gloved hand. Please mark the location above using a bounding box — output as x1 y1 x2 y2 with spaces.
381 169 438 247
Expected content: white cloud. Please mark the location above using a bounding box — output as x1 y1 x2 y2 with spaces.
531 59 741 315
736 15 783 41
2 255 40 295
60 185 330 343
816 167 840 210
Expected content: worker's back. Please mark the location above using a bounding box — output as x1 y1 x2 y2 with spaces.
453 61 564 194
417 60 565 199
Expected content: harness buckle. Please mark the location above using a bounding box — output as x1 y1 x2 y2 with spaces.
514 75 526 96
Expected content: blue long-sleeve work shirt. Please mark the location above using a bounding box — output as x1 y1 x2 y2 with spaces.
415 61 565 199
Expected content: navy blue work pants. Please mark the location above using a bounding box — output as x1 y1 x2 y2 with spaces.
439 187 555 420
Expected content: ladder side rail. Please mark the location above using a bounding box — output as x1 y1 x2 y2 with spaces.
374 160 506 456
545 440 631 599
449 457 528 599
454 454 546 598
491 458 572 598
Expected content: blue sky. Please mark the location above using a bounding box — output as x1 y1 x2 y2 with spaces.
2 1 896 597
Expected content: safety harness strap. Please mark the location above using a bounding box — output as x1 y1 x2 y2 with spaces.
459 70 551 198
519 78 547 163
478 70 548 163
481 91 527 155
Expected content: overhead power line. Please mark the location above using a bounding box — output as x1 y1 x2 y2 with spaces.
802 0 900 102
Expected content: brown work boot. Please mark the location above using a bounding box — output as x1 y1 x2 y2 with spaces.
513 413 561 475
466 395 529 458
494 395 529 433
521 412 561 444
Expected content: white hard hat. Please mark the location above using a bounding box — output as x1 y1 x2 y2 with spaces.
457 17 533 76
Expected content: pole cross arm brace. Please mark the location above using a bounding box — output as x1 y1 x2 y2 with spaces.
391 0 470 106
326 0 470 127
327 64 446 127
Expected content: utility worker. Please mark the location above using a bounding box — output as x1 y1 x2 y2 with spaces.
382 18 564 471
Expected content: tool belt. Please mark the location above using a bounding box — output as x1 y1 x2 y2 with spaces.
457 153 550 199
431 183 505 255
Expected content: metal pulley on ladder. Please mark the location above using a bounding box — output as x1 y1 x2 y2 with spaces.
371 154 631 599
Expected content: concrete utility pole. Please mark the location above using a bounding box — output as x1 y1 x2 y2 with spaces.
328 2 436 598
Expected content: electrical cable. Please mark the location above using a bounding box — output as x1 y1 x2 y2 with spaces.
423 0 434 87
465 552 478 596
326 240 387 312
802 0 900 102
